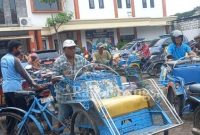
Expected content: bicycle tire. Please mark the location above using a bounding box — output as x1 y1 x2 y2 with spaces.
0 111 30 135
70 109 100 135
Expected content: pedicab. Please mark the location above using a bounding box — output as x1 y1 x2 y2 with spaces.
159 57 200 134
56 63 182 135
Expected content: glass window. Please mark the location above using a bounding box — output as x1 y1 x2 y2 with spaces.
32 0 61 11
99 0 104 8
126 0 131 8
9 0 18 24
117 0 122 8
150 0 154 8
0 0 5 24
89 0 95 9
142 0 147 8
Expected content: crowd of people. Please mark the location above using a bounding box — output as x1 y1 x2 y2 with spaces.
0 30 198 133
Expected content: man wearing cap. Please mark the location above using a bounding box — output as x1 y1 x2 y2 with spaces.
93 42 112 65
53 39 89 124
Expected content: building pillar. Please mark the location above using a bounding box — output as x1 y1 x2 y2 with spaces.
117 28 120 42
76 30 82 47
113 0 118 18
131 0 135 17
28 30 36 52
35 30 43 50
74 0 80 19
162 0 167 17
133 27 137 39
165 26 170 34
48 36 54 49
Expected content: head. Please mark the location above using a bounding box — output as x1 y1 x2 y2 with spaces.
171 30 183 46
97 43 105 53
63 39 77 58
8 40 23 56
30 53 38 61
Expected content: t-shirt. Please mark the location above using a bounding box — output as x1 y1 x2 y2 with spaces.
1 54 22 93
167 43 191 60
93 50 112 65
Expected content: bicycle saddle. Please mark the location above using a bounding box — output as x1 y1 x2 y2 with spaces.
189 84 200 94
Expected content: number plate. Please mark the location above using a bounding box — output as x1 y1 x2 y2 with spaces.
41 96 54 104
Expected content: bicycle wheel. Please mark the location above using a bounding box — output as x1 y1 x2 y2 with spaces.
70 109 99 135
0 111 30 135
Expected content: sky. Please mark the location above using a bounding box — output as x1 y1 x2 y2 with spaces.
167 0 200 15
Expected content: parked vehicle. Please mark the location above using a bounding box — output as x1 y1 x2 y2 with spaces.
0 64 182 135
36 50 59 64
159 57 200 134
111 38 145 57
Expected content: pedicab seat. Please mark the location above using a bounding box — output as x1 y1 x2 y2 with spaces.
102 95 149 118
189 84 200 94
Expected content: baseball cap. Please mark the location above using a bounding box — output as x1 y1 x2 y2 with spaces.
63 39 76 48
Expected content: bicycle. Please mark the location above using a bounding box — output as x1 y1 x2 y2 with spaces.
0 83 70 135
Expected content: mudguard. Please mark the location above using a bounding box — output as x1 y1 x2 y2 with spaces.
0 107 45 134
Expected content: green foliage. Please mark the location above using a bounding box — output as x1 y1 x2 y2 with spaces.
46 12 73 27
117 41 128 49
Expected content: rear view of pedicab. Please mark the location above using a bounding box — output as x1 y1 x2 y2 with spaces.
57 64 182 135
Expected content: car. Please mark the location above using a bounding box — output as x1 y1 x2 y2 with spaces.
35 50 59 64
111 38 145 57
149 36 189 55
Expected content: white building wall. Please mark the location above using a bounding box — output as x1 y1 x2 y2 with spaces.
119 27 134 35
26 0 75 27
183 28 200 41
137 26 166 40
134 0 163 17
78 0 115 19
118 0 132 18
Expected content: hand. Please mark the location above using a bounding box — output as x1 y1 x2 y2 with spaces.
32 82 43 90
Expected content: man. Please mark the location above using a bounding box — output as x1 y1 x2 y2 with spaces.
93 42 112 65
28 53 40 70
1 40 40 134
167 30 196 60
53 39 89 123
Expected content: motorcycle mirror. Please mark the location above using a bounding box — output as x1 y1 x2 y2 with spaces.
25 65 32 70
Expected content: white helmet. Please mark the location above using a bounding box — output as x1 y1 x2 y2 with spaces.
171 30 183 44
63 39 76 48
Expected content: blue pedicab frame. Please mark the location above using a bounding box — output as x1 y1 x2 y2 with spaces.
159 56 200 116
58 63 183 135
0 64 183 135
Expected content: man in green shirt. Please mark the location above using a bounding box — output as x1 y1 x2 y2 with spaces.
93 43 112 65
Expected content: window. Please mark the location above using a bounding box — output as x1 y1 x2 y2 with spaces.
142 0 147 8
32 0 61 12
99 0 104 8
9 0 18 24
89 0 95 9
150 0 154 8
0 0 5 24
126 0 131 8
117 0 122 8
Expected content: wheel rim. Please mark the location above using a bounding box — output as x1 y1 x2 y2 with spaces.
0 112 29 135
71 110 99 135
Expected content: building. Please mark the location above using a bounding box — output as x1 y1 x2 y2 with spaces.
0 0 176 53
0 0 43 56
173 7 200 41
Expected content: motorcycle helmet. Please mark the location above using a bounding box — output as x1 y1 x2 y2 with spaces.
171 30 183 45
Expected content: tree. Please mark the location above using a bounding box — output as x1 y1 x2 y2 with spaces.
40 0 73 53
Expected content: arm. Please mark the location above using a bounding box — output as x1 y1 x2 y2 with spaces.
14 57 36 87
186 45 196 57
